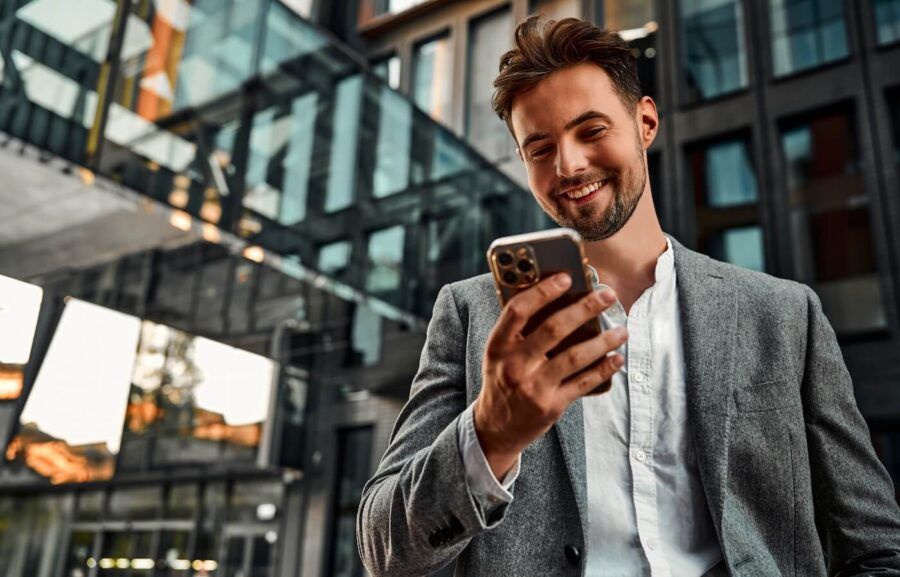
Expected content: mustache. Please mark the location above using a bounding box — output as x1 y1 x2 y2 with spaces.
554 170 617 195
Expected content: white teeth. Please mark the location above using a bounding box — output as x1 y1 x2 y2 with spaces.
564 180 604 199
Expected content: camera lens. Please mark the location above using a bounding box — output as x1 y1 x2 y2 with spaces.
502 271 518 285
497 251 514 266
517 259 533 272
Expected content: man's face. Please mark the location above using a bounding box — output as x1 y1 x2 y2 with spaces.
510 63 649 241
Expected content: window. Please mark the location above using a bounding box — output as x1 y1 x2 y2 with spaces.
875 0 900 46
529 0 581 19
372 53 401 90
326 75 364 212
779 106 886 334
770 0 849 77
0 275 43 401
680 0 749 101
329 426 374 577
467 7 514 161
687 136 766 272
412 33 453 123
365 225 406 298
606 0 660 100
373 89 413 198
318 240 352 277
351 305 382 366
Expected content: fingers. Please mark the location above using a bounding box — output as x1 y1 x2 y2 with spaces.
525 288 617 355
542 325 628 383
490 273 573 347
558 351 625 402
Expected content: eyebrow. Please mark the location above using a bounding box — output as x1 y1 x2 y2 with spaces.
520 110 614 152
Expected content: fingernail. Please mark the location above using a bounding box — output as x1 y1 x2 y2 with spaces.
612 354 624 368
555 273 571 288
599 289 615 303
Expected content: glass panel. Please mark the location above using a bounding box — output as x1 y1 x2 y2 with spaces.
373 89 412 198
76 491 105 522
330 427 373 577
249 534 276 577
372 54 401 90
166 484 200 520
0 495 72 577
318 241 352 277
0 275 43 400
351 305 382 366
365 225 405 297
681 0 749 101
196 482 227 569
607 0 660 100
158 529 192 577
326 75 364 213
467 7 513 161
528 0 581 19
781 108 886 334
97 530 153 577
770 0 848 76
122 319 276 468
108 487 162 521
412 33 452 123
874 0 900 45
688 136 766 271
6 300 140 484
65 530 95 577
260 0 327 74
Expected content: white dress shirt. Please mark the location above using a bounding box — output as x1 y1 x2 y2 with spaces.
458 238 724 575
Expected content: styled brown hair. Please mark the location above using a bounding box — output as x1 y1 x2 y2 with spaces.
492 16 642 142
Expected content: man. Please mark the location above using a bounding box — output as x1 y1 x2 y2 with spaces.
357 16 900 577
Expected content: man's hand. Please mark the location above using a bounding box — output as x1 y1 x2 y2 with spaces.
473 273 627 479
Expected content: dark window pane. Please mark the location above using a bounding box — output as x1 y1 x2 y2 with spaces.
681 0 749 101
365 225 405 298
330 427 374 577
780 107 886 333
874 0 900 45
687 136 766 271
770 0 849 76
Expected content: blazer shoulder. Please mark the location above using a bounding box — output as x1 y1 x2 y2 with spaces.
447 272 497 313
705 257 811 312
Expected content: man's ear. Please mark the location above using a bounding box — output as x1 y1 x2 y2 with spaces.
515 147 523 162
638 96 659 150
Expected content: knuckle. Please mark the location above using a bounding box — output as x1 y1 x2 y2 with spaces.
566 346 585 367
584 291 604 314
544 321 566 343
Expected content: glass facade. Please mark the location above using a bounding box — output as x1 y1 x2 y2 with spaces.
770 0 849 77
0 275 42 400
680 0 749 101
687 136 766 272
875 0 900 45
466 7 513 161
412 32 453 124
366 225 406 300
780 106 886 334
606 0 659 100
329 426 373 577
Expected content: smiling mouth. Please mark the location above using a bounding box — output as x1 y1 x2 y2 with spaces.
560 179 607 204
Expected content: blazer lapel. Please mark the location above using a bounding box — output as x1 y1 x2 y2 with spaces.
671 237 738 533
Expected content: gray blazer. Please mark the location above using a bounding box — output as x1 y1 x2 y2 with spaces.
357 236 900 576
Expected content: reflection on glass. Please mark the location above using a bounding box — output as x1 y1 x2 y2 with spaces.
260 0 327 74
330 427 373 577
318 241 352 277
607 0 659 100
229 479 283 523
875 0 900 45
374 89 412 198
467 8 513 161
770 0 848 77
351 305 382 366
413 33 453 123
781 108 886 333
0 494 72 577
529 0 581 19
109 486 162 521
0 275 43 400
6 300 140 484
689 137 766 271
326 75 364 213
372 54 401 90
681 0 748 101
244 92 317 224
366 225 405 296
122 320 276 468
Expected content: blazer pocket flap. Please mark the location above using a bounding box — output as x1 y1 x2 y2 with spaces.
734 379 799 413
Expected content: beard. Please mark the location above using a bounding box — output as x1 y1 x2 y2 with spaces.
545 146 647 242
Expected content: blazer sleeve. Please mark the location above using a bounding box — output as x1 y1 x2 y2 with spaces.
357 284 509 577
800 286 900 576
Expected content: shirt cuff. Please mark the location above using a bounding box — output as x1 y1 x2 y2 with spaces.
457 404 520 511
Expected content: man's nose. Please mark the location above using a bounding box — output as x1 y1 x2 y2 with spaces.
555 141 590 179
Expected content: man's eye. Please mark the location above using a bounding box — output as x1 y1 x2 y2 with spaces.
531 147 552 159
584 127 607 138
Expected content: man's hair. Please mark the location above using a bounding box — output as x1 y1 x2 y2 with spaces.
492 16 642 143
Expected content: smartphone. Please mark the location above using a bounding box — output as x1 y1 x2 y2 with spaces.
486 228 611 394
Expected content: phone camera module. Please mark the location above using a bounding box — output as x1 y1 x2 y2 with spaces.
502 271 518 285
516 259 533 273
497 251 514 267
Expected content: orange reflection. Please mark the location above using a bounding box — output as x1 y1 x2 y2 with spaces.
7 426 114 484
0 366 24 400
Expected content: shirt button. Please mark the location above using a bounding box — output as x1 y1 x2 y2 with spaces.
634 449 647 462
647 540 656 551
633 372 645 382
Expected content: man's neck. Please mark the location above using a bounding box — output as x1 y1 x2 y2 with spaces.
583 197 667 313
